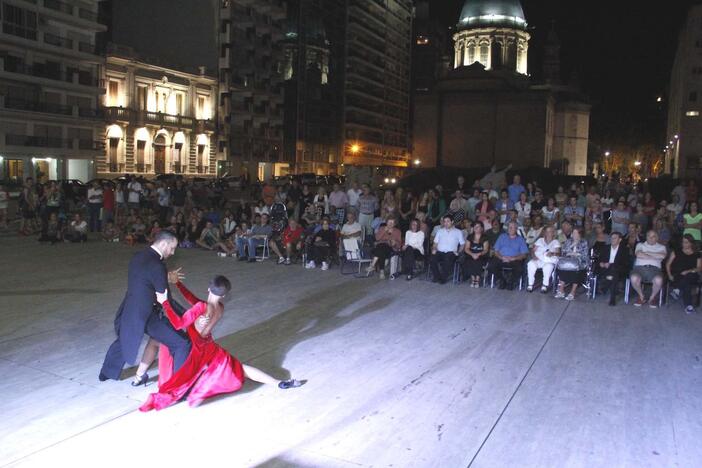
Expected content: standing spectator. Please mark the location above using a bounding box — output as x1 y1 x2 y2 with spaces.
287 179 302 219
629 230 667 307
328 183 349 223
127 176 142 212
381 190 397 220
672 181 687 209
366 218 402 279
526 226 560 293
462 221 490 287
488 221 529 290
314 186 330 216
156 181 171 224
115 182 126 221
611 200 631 236
0 183 8 229
683 201 702 242
358 184 379 233
686 180 698 210
87 181 104 232
44 181 61 220
171 180 187 217
19 177 37 235
102 182 115 224
508 175 526 204
666 234 702 313
346 181 361 215
466 188 481 221
399 189 416 232
430 215 464 284
402 219 425 281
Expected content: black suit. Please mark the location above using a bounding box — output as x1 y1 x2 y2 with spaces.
100 248 191 380
596 244 631 303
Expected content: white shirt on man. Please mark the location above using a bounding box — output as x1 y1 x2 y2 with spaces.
434 227 465 253
347 188 361 208
87 187 103 204
608 244 619 264
127 181 142 203
341 221 362 236
405 230 425 255
634 242 667 268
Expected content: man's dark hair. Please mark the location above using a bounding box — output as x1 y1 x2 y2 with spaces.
443 214 454 222
153 230 177 244
610 231 623 239
209 275 231 297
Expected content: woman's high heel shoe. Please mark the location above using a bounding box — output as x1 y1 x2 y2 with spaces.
131 372 149 387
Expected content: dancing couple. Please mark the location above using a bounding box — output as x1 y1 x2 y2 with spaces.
99 230 304 411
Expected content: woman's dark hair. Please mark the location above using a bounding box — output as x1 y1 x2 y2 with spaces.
682 234 699 253
472 221 483 229
209 275 231 297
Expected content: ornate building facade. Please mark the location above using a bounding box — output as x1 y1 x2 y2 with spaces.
413 0 591 176
98 48 217 177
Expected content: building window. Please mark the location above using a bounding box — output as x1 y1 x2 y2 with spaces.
176 93 183 115
479 43 489 68
2 4 37 40
197 96 206 119
691 91 698 102
686 110 700 117
108 81 120 107
137 86 147 111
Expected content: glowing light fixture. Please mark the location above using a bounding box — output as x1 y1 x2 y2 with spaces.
634 161 642 167
351 144 360 154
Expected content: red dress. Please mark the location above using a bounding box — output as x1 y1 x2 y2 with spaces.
139 282 245 411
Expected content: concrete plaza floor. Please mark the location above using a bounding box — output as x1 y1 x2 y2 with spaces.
1 236 702 468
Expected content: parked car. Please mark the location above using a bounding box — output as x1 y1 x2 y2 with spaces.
87 178 116 188
58 179 88 199
219 175 242 189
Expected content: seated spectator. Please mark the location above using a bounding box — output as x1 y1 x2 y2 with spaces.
340 212 362 241
182 218 200 248
485 218 502 248
270 218 304 265
624 222 642 255
402 219 425 281
557 221 573 244
683 201 702 242
39 212 62 244
306 217 336 270
462 221 490 287
430 215 465 284
64 213 88 243
564 195 585 227
554 227 589 301
366 217 402 279
147 220 162 243
197 220 233 256
300 205 319 227
526 226 560 293
541 197 560 227
611 200 631 236
629 230 667 308
589 222 610 255
128 216 147 244
237 213 272 263
596 231 630 306
488 221 529 290
515 192 531 225
632 203 649 232
525 215 544 248
102 220 120 243
654 217 671 246
666 234 702 314
220 209 237 239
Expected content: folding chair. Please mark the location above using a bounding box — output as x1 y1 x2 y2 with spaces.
340 238 372 277
254 237 270 262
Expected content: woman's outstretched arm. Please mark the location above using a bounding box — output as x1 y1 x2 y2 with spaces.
175 281 201 306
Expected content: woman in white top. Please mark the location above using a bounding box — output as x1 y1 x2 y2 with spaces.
401 219 425 281
220 209 237 239
541 197 560 227
515 192 532 225
313 186 329 216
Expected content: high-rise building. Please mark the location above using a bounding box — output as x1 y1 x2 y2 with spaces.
282 0 344 176
219 0 286 181
412 0 448 95
0 0 106 183
342 0 413 174
666 4 702 178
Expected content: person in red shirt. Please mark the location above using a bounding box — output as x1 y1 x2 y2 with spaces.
270 218 304 265
102 182 115 223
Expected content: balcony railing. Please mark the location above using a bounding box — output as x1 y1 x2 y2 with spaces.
104 107 216 132
108 163 125 173
3 97 73 116
44 0 74 15
2 62 98 87
44 32 73 49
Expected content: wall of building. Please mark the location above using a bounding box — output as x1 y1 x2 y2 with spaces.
553 104 590 176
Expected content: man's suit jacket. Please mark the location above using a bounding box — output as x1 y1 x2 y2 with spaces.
597 243 631 276
114 247 167 365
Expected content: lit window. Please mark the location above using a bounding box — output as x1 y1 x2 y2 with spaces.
416 36 429 45
686 111 700 117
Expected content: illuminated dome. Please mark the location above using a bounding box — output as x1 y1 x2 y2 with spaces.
458 0 527 30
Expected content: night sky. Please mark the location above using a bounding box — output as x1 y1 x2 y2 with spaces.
434 0 699 148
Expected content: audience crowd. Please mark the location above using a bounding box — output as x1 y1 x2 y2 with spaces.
3 172 702 313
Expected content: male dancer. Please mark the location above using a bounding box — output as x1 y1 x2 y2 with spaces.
99 231 191 381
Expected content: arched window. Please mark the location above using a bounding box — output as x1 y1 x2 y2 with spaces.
506 41 517 71
491 41 503 70
467 41 476 66
479 41 490 68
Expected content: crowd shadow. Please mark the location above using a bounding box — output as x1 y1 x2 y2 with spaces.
203 281 393 401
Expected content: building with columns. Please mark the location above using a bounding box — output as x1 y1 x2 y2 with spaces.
98 47 218 177
413 0 591 175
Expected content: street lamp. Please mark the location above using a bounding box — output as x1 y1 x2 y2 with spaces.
413 159 421 166
604 151 610 157
350 144 360 154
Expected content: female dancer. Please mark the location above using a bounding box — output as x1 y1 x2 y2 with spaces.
139 275 304 411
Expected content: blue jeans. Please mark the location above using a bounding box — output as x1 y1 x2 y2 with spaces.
88 204 102 232
236 237 264 258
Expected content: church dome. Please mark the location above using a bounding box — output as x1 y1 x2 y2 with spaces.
458 0 527 30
